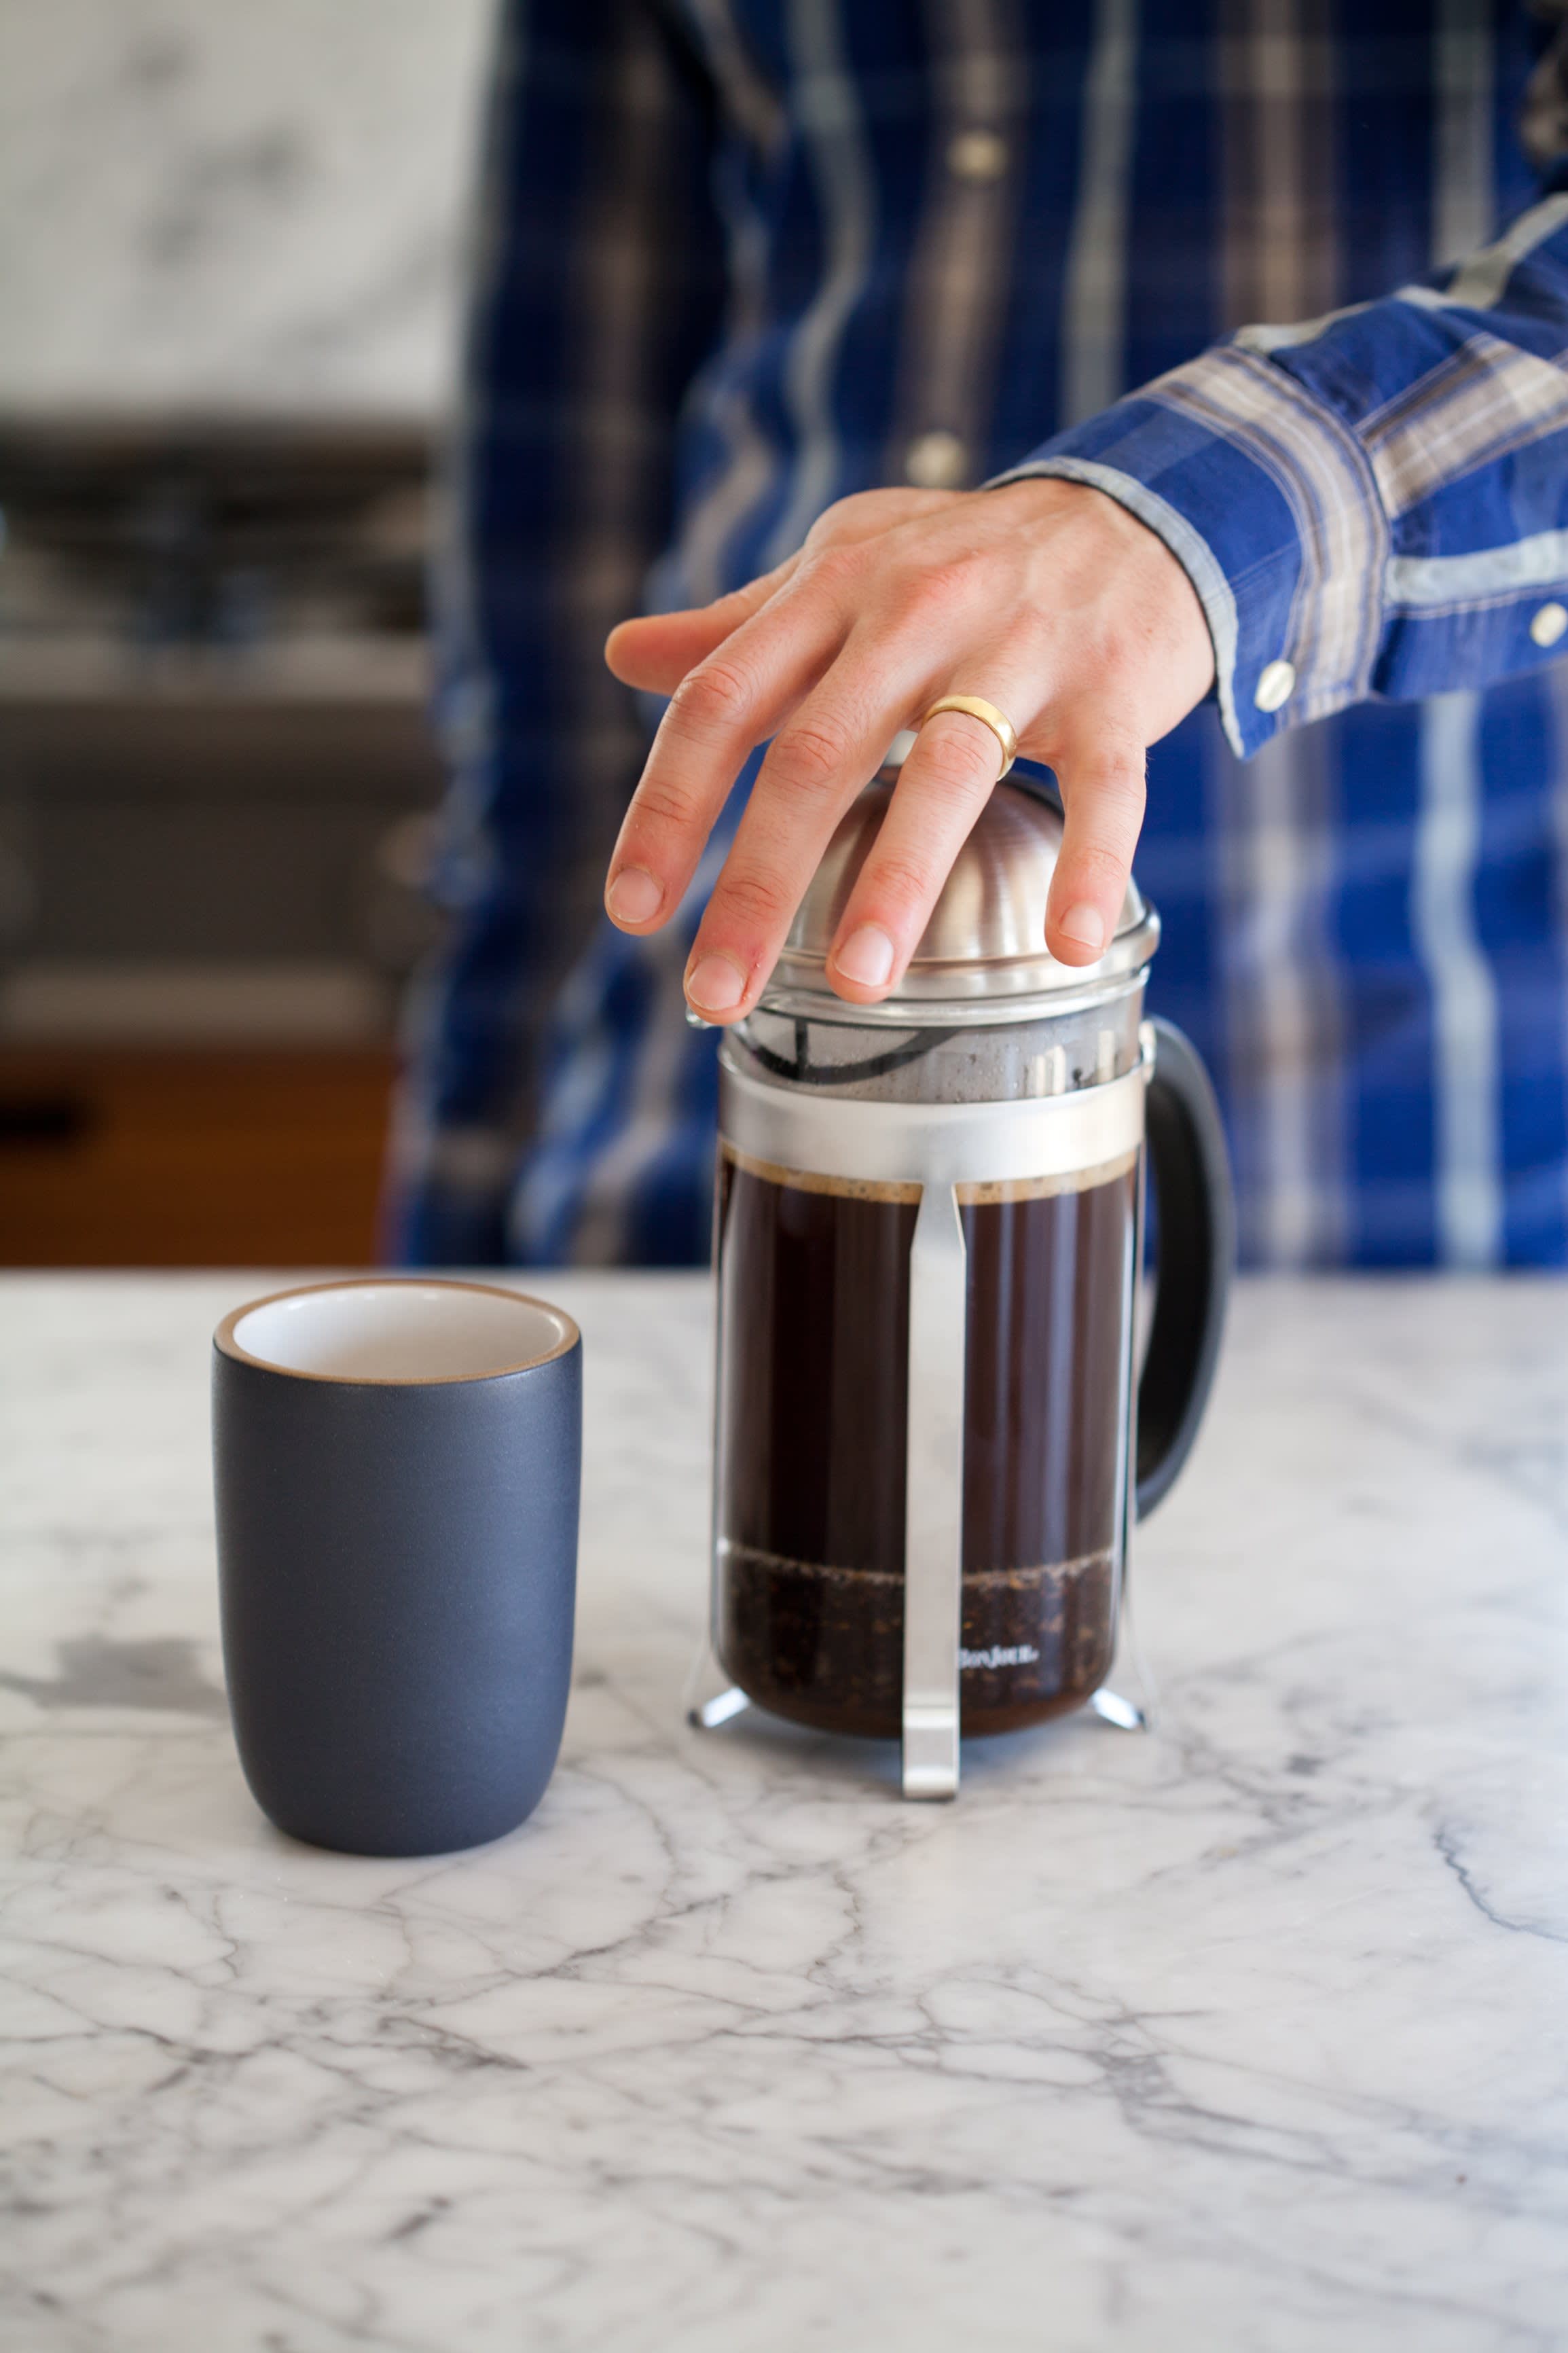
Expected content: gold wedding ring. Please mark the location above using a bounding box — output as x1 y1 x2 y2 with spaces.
917 694 1019 776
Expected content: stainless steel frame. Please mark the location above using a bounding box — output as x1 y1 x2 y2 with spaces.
712 1030 1154 1799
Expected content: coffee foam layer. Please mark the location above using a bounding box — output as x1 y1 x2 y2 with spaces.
721 1141 1137 1204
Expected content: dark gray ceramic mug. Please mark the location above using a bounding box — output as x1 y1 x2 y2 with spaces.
213 1278 581 1857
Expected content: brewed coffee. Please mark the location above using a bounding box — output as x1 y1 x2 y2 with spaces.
714 1147 1135 1738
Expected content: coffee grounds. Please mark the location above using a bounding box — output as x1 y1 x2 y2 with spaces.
718 1543 1115 1738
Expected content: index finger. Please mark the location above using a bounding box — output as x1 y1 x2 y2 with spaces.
604 554 803 696
604 552 866 938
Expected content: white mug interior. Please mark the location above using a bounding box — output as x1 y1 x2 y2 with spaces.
225 1282 576 1384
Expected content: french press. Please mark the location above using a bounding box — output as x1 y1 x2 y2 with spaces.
699 764 1233 1798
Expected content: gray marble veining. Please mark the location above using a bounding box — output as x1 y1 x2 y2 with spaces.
0 1 495 416
1 1272 1565 2350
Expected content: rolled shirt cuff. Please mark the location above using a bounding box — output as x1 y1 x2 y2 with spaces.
989 345 1390 759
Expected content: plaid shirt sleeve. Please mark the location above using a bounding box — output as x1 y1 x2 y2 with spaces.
392 0 725 1263
996 51 1568 761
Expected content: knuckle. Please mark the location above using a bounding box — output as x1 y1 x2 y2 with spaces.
1063 752 1147 819
1078 744 1148 792
769 715 855 797
915 727 998 803
630 777 701 833
808 492 867 536
907 554 983 615
863 850 936 916
804 540 869 593
715 867 790 929
668 658 754 739
1070 840 1137 897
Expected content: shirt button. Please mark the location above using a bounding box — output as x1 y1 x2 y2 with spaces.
1530 600 1568 648
947 128 1008 181
905 429 968 488
1254 658 1296 713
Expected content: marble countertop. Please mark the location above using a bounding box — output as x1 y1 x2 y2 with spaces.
2 1272 1565 2352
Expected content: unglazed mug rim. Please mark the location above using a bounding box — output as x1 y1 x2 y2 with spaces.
214 1277 580 1389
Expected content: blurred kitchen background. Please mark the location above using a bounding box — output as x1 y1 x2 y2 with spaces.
0 0 496 1263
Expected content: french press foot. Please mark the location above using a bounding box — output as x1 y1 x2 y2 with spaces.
682 1634 751 1732
1090 1687 1148 1731
689 1685 1145 1738
684 1638 1151 1742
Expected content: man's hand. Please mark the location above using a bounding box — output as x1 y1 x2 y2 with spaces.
601 478 1216 1022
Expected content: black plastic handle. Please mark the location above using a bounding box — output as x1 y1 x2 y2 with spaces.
1135 1017 1235 1520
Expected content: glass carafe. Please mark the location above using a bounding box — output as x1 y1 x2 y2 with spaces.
708 772 1233 1797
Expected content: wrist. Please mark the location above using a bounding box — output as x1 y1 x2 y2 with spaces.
986 473 1217 706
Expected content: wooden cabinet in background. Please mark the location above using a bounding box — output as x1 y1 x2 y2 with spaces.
0 1048 399 1267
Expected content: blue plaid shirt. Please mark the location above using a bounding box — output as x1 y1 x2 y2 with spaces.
390 0 1568 1270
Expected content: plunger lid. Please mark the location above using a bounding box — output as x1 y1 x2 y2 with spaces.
759 761 1160 1026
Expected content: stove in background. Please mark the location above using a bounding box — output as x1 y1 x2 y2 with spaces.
0 418 450 1265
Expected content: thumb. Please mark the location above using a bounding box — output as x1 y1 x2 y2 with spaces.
1042 736 1148 967
605 558 800 694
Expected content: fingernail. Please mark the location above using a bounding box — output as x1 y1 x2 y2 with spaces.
833 925 895 987
606 867 661 924
686 954 746 1013
1056 904 1106 953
